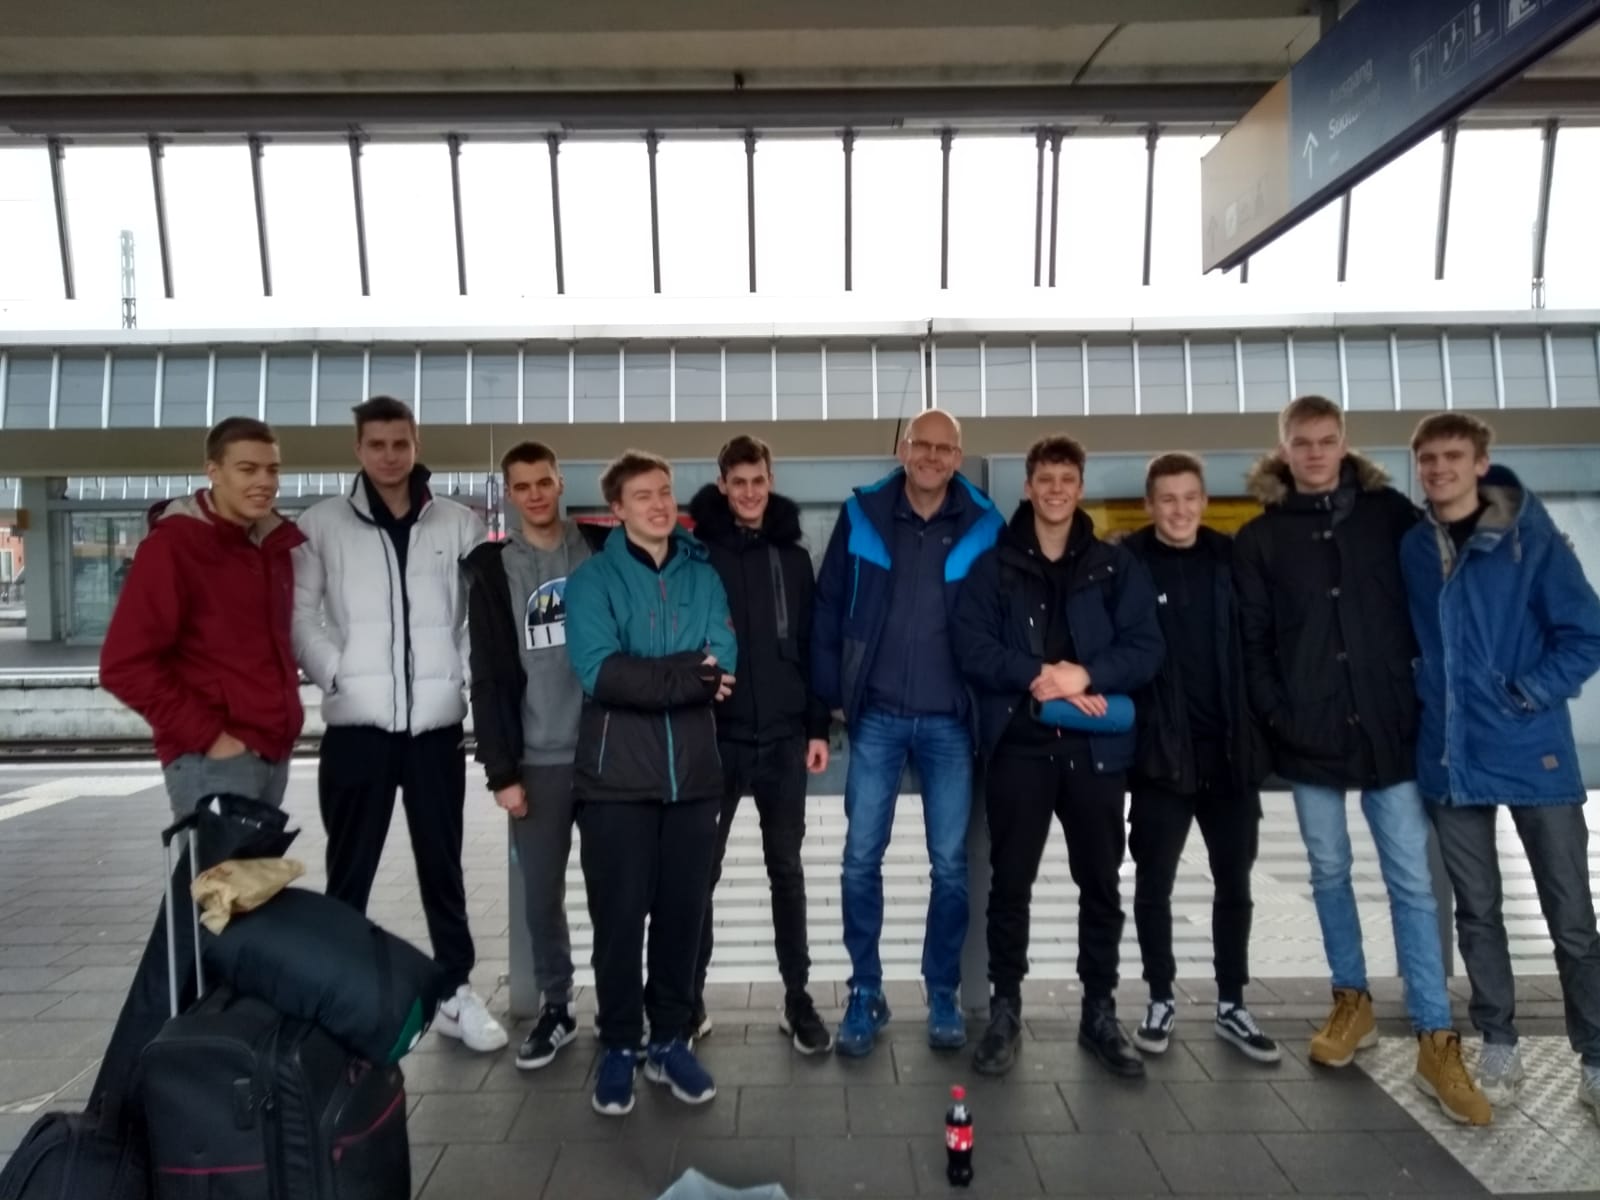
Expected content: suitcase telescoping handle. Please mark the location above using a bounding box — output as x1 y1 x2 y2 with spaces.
160 812 205 1018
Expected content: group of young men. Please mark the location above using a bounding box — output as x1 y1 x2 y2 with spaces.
99 390 1600 1127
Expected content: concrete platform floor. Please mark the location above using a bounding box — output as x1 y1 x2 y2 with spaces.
1 760 1596 1198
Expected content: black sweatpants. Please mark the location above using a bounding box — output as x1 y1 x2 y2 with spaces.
579 797 720 1050
696 737 811 1000
986 752 1128 1003
1129 772 1260 1005
319 723 475 990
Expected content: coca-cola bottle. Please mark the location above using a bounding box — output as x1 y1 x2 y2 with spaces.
945 1084 973 1187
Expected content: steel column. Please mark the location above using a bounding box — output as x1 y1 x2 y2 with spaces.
1033 130 1046 288
148 136 174 298
547 135 566 295
1336 192 1351 283
1141 126 1158 287
1047 130 1062 288
348 134 370 296
745 131 758 294
940 129 953 290
248 135 273 297
843 129 855 292
47 137 75 300
1435 123 1457 281
448 134 467 296
1532 118 1559 309
646 132 662 294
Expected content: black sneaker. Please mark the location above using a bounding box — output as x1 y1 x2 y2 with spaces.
516 1003 577 1070
1133 999 1176 1055
1215 1003 1282 1064
973 996 1022 1076
779 992 835 1056
1078 1000 1145 1079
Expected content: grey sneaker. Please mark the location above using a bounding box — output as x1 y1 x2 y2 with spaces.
1476 1042 1525 1104
1580 1062 1600 1125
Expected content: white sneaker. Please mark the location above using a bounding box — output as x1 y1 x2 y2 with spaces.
1476 1041 1524 1105
1580 1063 1600 1125
434 985 508 1053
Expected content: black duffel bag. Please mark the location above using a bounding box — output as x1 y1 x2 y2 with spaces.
201 887 449 1065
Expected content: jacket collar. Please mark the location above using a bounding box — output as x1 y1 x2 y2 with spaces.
1245 450 1390 509
853 467 992 541
687 482 804 548
600 522 708 572
348 465 434 526
998 502 1098 574
152 490 303 550
1123 524 1231 563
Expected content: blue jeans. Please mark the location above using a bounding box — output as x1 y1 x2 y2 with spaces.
1290 780 1453 1032
841 709 973 992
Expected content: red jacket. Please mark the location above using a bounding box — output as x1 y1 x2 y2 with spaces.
100 491 307 765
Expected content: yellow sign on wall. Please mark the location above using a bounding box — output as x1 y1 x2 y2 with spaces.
1083 497 1263 538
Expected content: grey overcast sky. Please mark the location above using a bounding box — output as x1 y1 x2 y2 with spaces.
1 126 1596 329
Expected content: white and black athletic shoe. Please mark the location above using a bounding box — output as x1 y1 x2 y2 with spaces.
1215 1003 1281 1064
516 1003 578 1070
1133 999 1176 1055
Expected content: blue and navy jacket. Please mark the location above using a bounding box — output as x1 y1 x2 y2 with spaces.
810 468 1004 725
952 504 1165 770
1402 465 1600 807
564 525 738 803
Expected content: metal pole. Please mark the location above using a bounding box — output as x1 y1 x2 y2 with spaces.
646 132 662 294
1033 130 1046 288
1532 118 1559 310
1047 129 1062 288
1336 192 1351 283
47 137 75 300
248 135 272 297
939 129 953 290
745 130 758 294
1435 123 1457 281
148 136 174 298
1240 257 1250 284
843 129 855 292
348 134 370 297
547 134 566 296
448 134 467 296
1141 125 1158 287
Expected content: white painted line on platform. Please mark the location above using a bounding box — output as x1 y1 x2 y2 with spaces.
0 776 162 821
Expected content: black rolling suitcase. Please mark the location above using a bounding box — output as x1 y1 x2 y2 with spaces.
135 811 411 1199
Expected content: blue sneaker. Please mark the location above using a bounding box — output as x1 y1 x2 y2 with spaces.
643 1038 717 1104
928 988 967 1049
836 987 891 1058
591 1047 637 1116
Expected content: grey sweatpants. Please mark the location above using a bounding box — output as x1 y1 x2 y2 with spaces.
162 751 291 821
512 762 578 1008
1430 801 1600 1066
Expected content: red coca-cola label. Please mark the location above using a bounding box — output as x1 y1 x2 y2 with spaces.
945 1125 973 1152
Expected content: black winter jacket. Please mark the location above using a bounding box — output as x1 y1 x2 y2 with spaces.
952 504 1165 770
1233 452 1421 789
461 523 609 792
1121 526 1269 796
687 485 830 745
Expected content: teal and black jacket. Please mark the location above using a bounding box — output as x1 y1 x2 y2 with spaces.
810 468 1003 725
564 525 738 803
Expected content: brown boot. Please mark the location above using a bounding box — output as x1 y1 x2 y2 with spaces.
1308 987 1377 1068
1415 1030 1492 1126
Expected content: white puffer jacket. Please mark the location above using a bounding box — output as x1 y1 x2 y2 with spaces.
292 474 485 734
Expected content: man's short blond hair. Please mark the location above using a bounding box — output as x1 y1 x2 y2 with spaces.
1279 395 1345 442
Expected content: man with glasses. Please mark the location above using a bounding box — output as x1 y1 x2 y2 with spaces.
812 408 1004 1058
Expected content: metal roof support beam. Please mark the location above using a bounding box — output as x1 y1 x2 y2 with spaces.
148 136 174 298
1141 125 1158 287
744 131 758 294
1532 118 1559 310
842 129 855 292
1047 129 1062 288
1032 129 1046 288
645 131 662 294
448 133 467 296
1336 192 1351 284
939 129 953 291
1434 123 1457 282
47 136 74 300
248 134 273 297
546 134 565 295
348 134 371 297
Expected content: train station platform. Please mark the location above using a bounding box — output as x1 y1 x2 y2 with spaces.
2 762 1597 1198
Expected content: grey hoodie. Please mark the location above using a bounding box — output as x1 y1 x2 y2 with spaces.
502 517 593 765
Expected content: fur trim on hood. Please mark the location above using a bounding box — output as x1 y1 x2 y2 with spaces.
1245 450 1391 507
687 482 804 547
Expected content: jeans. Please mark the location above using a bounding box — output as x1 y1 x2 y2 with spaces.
697 736 811 1000
1290 779 1453 1032
1130 773 1259 1005
1431 802 1600 1065
512 762 578 1008
841 709 973 992
162 751 290 822
987 753 1127 1002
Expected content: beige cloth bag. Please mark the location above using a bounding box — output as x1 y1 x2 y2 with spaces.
191 857 306 934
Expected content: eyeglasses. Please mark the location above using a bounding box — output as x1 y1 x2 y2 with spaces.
907 439 960 459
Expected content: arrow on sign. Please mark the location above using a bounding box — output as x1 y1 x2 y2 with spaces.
1302 131 1320 178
